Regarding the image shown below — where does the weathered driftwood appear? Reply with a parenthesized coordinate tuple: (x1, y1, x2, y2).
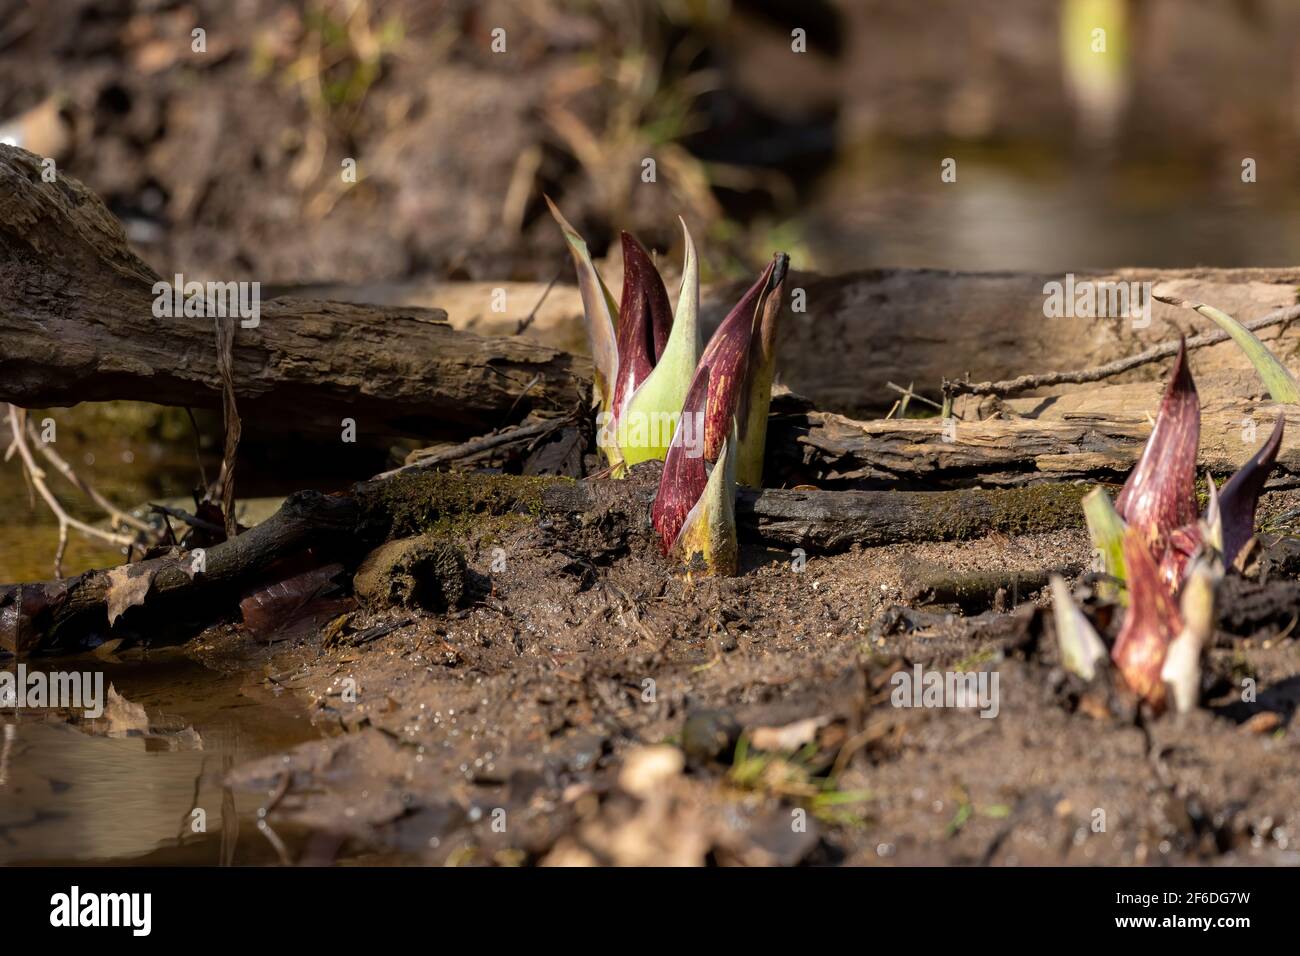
(783, 393, 1300, 488)
(1, 470, 1086, 653)
(6, 142, 1300, 437)
(0, 145, 588, 439)
(294, 270, 1300, 419)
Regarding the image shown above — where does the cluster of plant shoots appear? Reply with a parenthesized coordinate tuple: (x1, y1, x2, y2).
(549, 199, 787, 577)
(1056, 306, 1297, 715)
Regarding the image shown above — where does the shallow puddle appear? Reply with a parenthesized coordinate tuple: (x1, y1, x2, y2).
(0, 651, 326, 865)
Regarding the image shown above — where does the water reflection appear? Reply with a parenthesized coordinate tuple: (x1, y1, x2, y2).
(802, 147, 1300, 274)
(0, 653, 319, 865)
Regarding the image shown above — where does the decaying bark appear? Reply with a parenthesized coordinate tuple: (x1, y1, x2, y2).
(0, 469, 1086, 654)
(6, 144, 1300, 435)
(0, 145, 588, 439)
(777, 386, 1300, 488)
(293, 270, 1300, 419)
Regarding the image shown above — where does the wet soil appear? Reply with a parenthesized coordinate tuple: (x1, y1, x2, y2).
(144, 489, 1300, 866)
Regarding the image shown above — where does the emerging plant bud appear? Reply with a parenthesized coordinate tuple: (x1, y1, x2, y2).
(669, 424, 738, 577)
(688, 256, 787, 467)
(1161, 558, 1218, 714)
(550, 201, 789, 513)
(736, 253, 789, 487)
(611, 232, 674, 425)
(652, 368, 738, 575)
(1049, 574, 1108, 681)
(1115, 340, 1199, 558)
(1082, 487, 1127, 602)
(653, 367, 711, 552)
(546, 197, 618, 418)
(1071, 336, 1283, 717)
(1217, 414, 1284, 568)
(1111, 529, 1182, 712)
(620, 219, 703, 468)
(651, 256, 789, 574)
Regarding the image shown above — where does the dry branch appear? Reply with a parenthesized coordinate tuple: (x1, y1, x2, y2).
(4, 404, 143, 576)
(943, 302, 1300, 400)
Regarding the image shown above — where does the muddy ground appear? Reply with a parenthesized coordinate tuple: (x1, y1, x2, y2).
(6, 0, 1300, 869)
(148, 476, 1300, 867)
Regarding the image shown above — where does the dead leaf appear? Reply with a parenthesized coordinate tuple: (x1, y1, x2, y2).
(1241, 711, 1283, 735)
(749, 715, 831, 752)
(105, 564, 156, 626)
(92, 684, 150, 736)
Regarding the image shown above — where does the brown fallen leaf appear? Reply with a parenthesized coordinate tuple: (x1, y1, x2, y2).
(105, 564, 157, 626)
(1241, 711, 1283, 735)
(92, 684, 150, 737)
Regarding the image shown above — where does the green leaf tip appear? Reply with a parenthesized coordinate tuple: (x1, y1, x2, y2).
(1154, 294, 1300, 403)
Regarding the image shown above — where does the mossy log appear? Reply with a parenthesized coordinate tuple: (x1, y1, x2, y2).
(0, 470, 1086, 654)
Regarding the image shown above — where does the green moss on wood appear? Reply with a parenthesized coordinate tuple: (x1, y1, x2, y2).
(900, 483, 1087, 541)
(362, 470, 565, 540)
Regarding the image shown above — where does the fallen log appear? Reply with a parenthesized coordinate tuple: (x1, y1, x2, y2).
(1, 469, 1087, 654)
(290, 271, 1300, 419)
(782, 394, 1300, 488)
(7, 144, 1300, 433)
(0, 145, 588, 439)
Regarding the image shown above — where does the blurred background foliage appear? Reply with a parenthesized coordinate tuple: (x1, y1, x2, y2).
(3, 0, 1299, 286)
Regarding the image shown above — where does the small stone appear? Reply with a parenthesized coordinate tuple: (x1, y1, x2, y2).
(680, 709, 741, 764)
(619, 745, 685, 799)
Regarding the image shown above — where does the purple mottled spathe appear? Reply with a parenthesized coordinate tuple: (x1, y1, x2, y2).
(1112, 530, 1181, 712)
(1115, 340, 1200, 555)
(1217, 414, 1284, 567)
(652, 365, 712, 552)
(611, 232, 674, 423)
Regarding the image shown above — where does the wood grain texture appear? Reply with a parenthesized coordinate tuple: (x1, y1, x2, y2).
(0, 145, 589, 438)
(786, 398, 1300, 488)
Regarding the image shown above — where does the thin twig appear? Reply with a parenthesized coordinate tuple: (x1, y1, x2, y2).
(24, 418, 153, 534)
(149, 502, 224, 536)
(211, 316, 242, 540)
(943, 302, 1300, 401)
(502, 373, 543, 424)
(183, 406, 210, 491)
(886, 381, 943, 412)
(514, 265, 563, 336)
(5, 405, 136, 577)
(376, 419, 563, 479)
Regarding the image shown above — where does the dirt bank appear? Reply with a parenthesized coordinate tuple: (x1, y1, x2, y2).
(180, 487, 1300, 866)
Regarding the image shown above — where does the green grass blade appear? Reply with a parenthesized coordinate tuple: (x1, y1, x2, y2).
(1155, 294, 1300, 403)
